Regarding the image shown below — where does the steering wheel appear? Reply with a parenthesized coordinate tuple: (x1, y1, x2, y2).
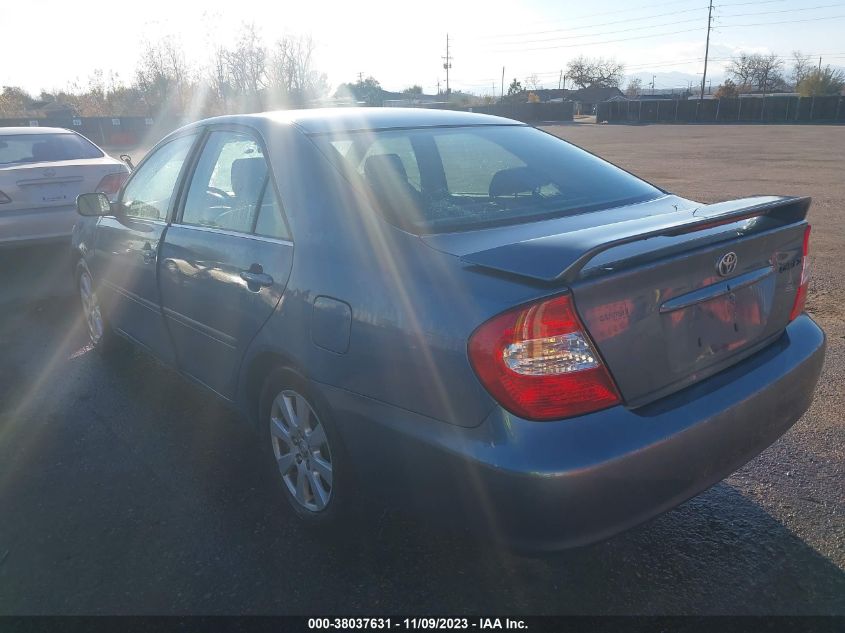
(489, 184, 543, 204)
(206, 186, 232, 203)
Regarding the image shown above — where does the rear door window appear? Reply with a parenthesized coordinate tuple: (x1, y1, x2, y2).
(0, 133, 103, 165)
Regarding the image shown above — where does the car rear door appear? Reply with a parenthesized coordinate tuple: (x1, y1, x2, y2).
(92, 132, 198, 363)
(158, 127, 293, 399)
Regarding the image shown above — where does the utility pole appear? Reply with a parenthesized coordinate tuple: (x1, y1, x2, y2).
(437, 79, 441, 95)
(818, 56, 823, 71)
(357, 71, 364, 83)
(699, 0, 714, 114)
(558, 70, 563, 90)
(442, 34, 452, 97)
(651, 75, 656, 95)
(501, 66, 505, 100)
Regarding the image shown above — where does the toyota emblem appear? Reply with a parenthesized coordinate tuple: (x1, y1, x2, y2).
(716, 252, 738, 277)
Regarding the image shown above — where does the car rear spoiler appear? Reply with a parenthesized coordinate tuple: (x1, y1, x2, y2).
(460, 196, 811, 284)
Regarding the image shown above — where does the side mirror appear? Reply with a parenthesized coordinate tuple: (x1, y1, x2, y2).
(77, 192, 111, 217)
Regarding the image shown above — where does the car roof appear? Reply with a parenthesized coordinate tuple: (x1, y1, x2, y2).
(0, 126, 75, 135)
(190, 107, 524, 135)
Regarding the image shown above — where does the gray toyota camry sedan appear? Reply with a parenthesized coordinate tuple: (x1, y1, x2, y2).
(72, 108, 825, 550)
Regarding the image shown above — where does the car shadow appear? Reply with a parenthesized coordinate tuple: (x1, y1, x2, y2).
(0, 296, 842, 615)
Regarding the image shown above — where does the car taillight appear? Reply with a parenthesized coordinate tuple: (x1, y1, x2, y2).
(0, 190, 10, 204)
(96, 171, 129, 197)
(789, 224, 812, 321)
(468, 293, 621, 421)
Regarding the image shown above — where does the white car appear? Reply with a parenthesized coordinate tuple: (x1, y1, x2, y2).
(0, 127, 129, 247)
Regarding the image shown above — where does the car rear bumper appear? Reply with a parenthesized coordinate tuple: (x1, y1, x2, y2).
(320, 314, 825, 551)
(0, 205, 76, 247)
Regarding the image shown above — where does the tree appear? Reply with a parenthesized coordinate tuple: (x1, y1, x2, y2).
(267, 34, 329, 107)
(135, 36, 191, 114)
(791, 51, 813, 88)
(797, 65, 845, 96)
(503, 78, 523, 101)
(524, 73, 541, 90)
(728, 53, 785, 93)
(714, 79, 739, 99)
(336, 76, 383, 105)
(625, 78, 642, 97)
(751, 53, 786, 93)
(402, 85, 423, 96)
(223, 23, 268, 100)
(0, 86, 36, 116)
(565, 56, 625, 88)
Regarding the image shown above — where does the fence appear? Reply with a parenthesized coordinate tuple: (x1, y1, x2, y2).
(597, 95, 845, 124)
(0, 101, 574, 149)
(0, 116, 186, 148)
(422, 101, 574, 122)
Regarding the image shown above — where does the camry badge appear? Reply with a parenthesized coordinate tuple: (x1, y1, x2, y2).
(717, 252, 738, 277)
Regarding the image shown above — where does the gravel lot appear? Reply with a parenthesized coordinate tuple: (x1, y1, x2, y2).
(0, 124, 843, 615)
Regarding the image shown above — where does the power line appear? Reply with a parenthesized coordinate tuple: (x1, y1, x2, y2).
(480, 6, 707, 40)
(492, 26, 706, 53)
(719, 13, 845, 27)
(484, 0, 706, 33)
(478, 0, 787, 41)
(718, 3, 843, 19)
(490, 16, 706, 47)
(482, 2, 840, 50)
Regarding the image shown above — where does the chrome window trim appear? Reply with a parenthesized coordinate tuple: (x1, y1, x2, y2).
(170, 222, 293, 246)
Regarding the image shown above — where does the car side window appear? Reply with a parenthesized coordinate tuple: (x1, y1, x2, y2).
(253, 185, 290, 240)
(121, 134, 196, 221)
(182, 131, 271, 234)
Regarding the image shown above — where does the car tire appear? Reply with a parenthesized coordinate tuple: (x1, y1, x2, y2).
(259, 368, 357, 529)
(76, 260, 116, 355)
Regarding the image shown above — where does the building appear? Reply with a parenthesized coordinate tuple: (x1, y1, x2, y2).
(522, 86, 624, 114)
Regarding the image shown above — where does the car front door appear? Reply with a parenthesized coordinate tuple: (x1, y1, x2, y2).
(158, 128, 293, 398)
(93, 133, 198, 362)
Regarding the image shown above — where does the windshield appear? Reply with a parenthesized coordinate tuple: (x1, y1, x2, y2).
(312, 124, 662, 233)
(0, 132, 103, 166)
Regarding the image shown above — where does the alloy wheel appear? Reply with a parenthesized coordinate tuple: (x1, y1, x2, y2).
(269, 390, 334, 512)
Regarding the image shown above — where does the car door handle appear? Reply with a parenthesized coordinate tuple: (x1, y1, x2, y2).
(240, 269, 274, 289)
(142, 242, 156, 264)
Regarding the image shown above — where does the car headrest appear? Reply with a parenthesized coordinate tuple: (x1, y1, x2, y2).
(489, 166, 547, 198)
(31, 141, 54, 162)
(364, 154, 408, 187)
(230, 157, 267, 199)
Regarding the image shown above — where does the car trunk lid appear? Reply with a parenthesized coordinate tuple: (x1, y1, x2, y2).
(426, 195, 810, 407)
(0, 159, 122, 211)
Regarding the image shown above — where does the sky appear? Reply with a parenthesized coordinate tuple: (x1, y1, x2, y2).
(2, 0, 844, 96)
